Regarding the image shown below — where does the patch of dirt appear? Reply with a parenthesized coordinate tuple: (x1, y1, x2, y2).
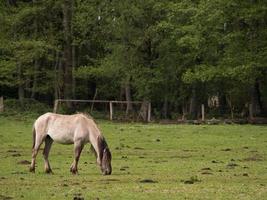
(200, 167, 213, 175)
(221, 148, 232, 151)
(11, 171, 27, 175)
(170, 155, 192, 159)
(0, 195, 13, 200)
(242, 154, 263, 162)
(73, 196, 84, 200)
(212, 160, 223, 164)
(17, 160, 31, 165)
(139, 156, 145, 159)
(134, 147, 144, 150)
(155, 160, 168, 163)
(7, 150, 17, 153)
(201, 167, 212, 171)
(201, 171, 213, 175)
(182, 149, 198, 152)
(11, 153, 21, 157)
(181, 176, 201, 184)
(139, 179, 158, 183)
(100, 179, 119, 182)
(226, 163, 239, 168)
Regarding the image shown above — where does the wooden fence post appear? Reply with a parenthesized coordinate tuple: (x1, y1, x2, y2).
(109, 101, 113, 120)
(147, 102, 151, 122)
(0, 97, 3, 112)
(201, 104, 205, 121)
(53, 99, 59, 113)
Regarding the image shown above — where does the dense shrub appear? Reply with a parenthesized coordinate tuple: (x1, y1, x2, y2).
(0, 99, 51, 120)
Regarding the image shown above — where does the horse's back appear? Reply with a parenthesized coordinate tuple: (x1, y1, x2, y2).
(34, 113, 95, 144)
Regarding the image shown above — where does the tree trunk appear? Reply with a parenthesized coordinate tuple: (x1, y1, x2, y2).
(17, 63, 24, 105)
(119, 85, 124, 109)
(72, 45, 76, 98)
(182, 103, 187, 120)
(162, 96, 168, 119)
(7, 0, 17, 6)
(250, 79, 262, 116)
(189, 87, 198, 119)
(219, 93, 227, 115)
(31, 0, 38, 99)
(31, 60, 38, 99)
(139, 100, 148, 121)
(54, 51, 60, 100)
(62, 0, 73, 108)
(125, 81, 133, 115)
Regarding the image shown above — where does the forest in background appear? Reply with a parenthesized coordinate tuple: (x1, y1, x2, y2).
(0, 0, 267, 120)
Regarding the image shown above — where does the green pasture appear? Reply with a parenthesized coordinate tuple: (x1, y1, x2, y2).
(0, 116, 266, 199)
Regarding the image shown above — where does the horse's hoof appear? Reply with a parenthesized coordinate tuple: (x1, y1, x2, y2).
(45, 169, 53, 174)
(71, 171, 78, 175)
(29, 167, 35, 173)
(70, 168, 78, 175)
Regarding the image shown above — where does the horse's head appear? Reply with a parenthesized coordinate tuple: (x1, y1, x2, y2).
(93, 136, 112, 175)
(101, 147, 112, 175)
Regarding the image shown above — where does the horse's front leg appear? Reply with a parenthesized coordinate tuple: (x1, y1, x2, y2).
(70, 141, 84, 174)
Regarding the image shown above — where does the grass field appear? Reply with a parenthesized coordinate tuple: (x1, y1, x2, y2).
(0, 115, 267, 200)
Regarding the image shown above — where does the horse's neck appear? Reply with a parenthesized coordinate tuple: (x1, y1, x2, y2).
(91, 135, 105, 165)
(87, 119, 105, 164)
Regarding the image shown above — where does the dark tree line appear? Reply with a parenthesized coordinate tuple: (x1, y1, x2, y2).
(1, 0, 267, 119)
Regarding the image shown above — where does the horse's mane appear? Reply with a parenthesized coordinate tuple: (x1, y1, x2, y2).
(77, 112, 93, 120)
(90, 136, 109, 160)
(80, 112, 110, 161)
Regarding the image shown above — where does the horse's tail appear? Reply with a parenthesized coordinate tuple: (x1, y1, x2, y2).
(32, 125, 36, 150)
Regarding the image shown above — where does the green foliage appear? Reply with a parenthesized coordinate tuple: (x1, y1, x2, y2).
(0, 0, 267, 118)
(0, 99, 51, 120)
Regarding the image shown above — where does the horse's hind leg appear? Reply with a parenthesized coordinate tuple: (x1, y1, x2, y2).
(43, 135, 53, 174)
(70, 141, 84, 174)
(30, 134, 45, 172)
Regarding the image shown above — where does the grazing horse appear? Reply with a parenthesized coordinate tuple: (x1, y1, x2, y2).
(29, 112, 112, 175)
